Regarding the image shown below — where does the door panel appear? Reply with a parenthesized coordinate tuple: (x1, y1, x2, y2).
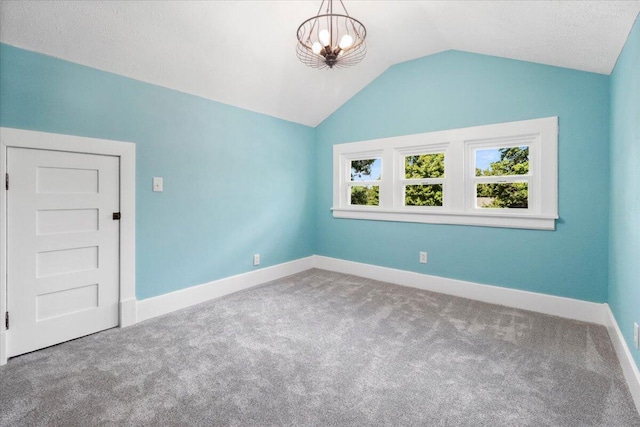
(7, 148, 120, 357)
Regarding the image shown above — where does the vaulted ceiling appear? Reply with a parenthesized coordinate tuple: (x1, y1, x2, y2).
(1, 1, 639, 127)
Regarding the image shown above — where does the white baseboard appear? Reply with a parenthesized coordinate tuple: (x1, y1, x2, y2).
(311, 255, 608, 325)
(606, 305, 640, 412)
(0, 331, 6, 366)
(136, 254, 607, 326)
(119, 298, 137, 327)
(136, 256, 314, 322)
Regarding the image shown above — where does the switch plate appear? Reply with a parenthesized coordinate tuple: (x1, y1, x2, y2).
(152, 177, 163, 192)
(634, 323, 639, 349)
(419, 252, 428, 264)
(253, 254, 260, 266)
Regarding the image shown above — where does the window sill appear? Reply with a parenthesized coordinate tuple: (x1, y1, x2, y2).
(331, 207, 557, 230)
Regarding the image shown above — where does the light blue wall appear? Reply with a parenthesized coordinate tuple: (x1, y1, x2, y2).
(610, 16, 640, 366)
(0, 44, 619, 306)
(0, 43, 316, 300)
(316, 50, 610, 303)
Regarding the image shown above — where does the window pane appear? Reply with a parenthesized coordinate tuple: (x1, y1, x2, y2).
(405, 153, 445, 179)
(405, 184, 443, 207)
(351, 158, 381, 181)
(350, 185, 379, 206)
(475, 146, 529, 177)
(476, 183, 528, 208)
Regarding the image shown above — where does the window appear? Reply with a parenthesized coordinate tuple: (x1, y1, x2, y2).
(472, 145, 530, 209)
(332, 117, 558, 230)
(400, 150, 445, 207)
(349, 157, 381, 206)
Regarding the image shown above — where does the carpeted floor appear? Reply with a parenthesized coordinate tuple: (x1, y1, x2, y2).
(1, 269, 638, 426)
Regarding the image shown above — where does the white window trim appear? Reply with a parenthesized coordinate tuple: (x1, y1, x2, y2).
(332, 117, 558, 230)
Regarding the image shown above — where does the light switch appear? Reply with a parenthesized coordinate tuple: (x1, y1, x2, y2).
(153, 177, 163, 192)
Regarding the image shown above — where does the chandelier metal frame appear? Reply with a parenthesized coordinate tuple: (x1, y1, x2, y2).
(296, 0, 367, 69)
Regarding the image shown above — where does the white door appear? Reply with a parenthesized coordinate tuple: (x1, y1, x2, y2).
(7, 147, 120, 357)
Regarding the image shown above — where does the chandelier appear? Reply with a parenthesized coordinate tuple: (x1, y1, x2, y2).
(296, 0, 367, 69)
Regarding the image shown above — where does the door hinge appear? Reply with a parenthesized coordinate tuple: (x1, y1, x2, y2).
(5, 173, 8, 191)
(112, 212, 121, 220)
(5, 312, 8, 330)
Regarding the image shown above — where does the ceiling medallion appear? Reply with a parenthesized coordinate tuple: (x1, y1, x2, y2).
(296, 0, 367, 69)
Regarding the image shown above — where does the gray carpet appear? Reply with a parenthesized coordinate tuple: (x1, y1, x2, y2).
(1, 269, 638, 426)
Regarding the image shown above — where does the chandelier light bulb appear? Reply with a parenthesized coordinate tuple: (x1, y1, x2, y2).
(339, 34, 354, 50)
(319, 29, 331, 46)
(312, 42, 322, 55)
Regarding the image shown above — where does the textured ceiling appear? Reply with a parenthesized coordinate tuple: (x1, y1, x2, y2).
(1, 1, 639, 127)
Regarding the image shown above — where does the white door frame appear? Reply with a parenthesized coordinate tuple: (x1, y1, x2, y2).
(0, 127, 136, 365)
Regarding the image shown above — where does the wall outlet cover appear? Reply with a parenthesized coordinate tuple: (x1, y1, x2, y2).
(152, 177, 163, 192)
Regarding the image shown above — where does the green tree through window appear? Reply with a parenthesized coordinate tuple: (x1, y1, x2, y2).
(350, 159, 380, 206)
(351, 185, 379, 205)
(404, 153, 444, 206)
(350, 159, 376, 180)
(476, 146, 529, 208)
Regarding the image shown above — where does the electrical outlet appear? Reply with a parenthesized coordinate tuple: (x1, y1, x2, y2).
(253, 254, 260, 266)
(152, 177, 163, 192)
(419, 252, 428, 264)
(635, 323, 639, 349)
